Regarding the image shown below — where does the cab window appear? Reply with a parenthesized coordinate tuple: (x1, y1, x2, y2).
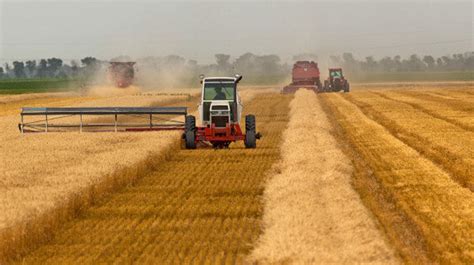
(203, 82, 235, 100)
(331, 71, 342, 78)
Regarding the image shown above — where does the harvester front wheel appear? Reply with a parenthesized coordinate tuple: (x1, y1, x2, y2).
(245, 115, 256, 149)
(185, 115, 196, 149)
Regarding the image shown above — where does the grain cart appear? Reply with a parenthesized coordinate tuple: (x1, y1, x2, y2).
(108, 62, 136, 88)
(183, 75, 261, 149)
(282, 61, 323, 93)
(323, 68, 350, 93)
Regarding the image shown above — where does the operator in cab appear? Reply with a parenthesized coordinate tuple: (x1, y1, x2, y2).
(213, 87, 227, 100)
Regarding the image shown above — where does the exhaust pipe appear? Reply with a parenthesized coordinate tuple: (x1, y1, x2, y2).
(233, 74, 242, 122)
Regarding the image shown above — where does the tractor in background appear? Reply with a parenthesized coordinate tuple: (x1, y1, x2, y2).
(184, 75, 261, 149)
(282, 61, 323, 93)
(108, 62, 136, 88)
(323, 68, 350, 93)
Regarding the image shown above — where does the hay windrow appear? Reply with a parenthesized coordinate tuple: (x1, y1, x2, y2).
(249, 90, 398, 264)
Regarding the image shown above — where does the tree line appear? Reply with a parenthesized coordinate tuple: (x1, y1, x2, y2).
(331, 52, 474, 76)
(0, 52, 472, 84)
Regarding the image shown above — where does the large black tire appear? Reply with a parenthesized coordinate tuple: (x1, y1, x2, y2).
(323, 80, 329, 92)
(245, 115, 256, 149)
(185, 115, 196, 149)
(344, 82, 350, 93)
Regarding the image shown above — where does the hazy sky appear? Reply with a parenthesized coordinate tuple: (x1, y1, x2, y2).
(0, 0, 472, 65)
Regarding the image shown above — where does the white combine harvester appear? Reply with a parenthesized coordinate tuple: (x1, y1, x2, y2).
(19, 75, 260, 149)
(184, 74, 260, 149)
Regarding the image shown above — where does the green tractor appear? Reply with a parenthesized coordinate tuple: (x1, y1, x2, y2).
(323, 68, 350, 93)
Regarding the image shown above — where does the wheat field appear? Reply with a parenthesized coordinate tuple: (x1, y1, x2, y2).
(1, 83, 473, 264)
(320, 85, 474, 264)
(0, 89, 197, 262)
(344, 90, 473, 190)
(15, 93, 291, 264)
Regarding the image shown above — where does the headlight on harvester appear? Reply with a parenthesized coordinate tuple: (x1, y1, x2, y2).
(211, 110, 229, 116)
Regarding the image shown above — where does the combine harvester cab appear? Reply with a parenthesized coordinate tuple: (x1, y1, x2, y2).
(108, 62, 136, 88)
(282, 61, 323, 93)
(183, 75, 261, 149)
(323, 68, 350, 93)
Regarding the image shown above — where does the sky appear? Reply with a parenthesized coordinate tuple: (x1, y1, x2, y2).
(0, 0, 472, 65)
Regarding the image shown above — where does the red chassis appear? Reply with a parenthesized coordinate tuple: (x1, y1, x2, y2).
(193, 123, 246, 148)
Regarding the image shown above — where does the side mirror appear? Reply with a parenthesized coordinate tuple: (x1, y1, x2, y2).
(234, 74, 243, 83)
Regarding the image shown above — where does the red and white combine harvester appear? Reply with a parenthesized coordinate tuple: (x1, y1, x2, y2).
(282, 61, 323, 93)
(108, 62, 136, 88)
(183, 75, 260, 149)
(282, 61, 350, 93)
(19, 75, 260, 149)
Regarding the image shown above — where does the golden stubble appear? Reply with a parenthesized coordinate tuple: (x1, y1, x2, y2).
(15, 92, 291, 264)
(0, 90, 195, 262)
(321, 86, 474, 264)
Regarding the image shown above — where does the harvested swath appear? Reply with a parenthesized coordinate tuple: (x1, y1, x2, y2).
(321, 93, 474, 264)
(377, 90, 474, 131)
(393, 89, 474, 111)
(16, 93, 290, 264)
(249, 90, 398, 264)
(345, 91, 474, 190)
(352, 81, 473, 89)
(424, 87, 474, 99)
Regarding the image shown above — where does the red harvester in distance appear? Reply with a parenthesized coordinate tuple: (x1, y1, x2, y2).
(108, 62, 136, 88)
(282, 61, 323, 93)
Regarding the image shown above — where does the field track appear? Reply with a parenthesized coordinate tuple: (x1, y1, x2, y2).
(321, 92, 474, 264)
(16, 93, 291, 264)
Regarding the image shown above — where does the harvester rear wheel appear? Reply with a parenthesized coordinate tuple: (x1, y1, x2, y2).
(344, 82, 350, 93)
(245, 115, 256, 149)
(185, 115, 196, 149)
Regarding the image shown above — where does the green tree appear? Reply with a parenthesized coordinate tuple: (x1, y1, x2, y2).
(379, 57, 394, 72)
(423, 55, 435, 70)
(47, 58, 63, 75)
(81, 57, 98, 67)
(70, 60, 79, 77)
(215, 54, 231, 69)
(363, 56, 377, 72)
(4, 63, 11, 74)
(81, 57, 100, 78)
(25, 60, 37, 77)
(342, 52, 358, 74)
(12, 61, 26, 78)
(37, 59, 48, 77)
